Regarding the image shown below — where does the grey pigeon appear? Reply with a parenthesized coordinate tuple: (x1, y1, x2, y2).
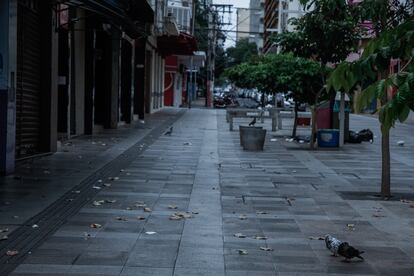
(248, 117, 256, 126)
(325, 234, 364, 261)
(164, 127, 173, 136)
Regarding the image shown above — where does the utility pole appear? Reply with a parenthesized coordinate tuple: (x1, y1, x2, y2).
(189, 0, 196, 109)
(206, 3, 232, 107)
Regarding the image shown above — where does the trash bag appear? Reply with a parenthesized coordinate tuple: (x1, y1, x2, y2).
(358, 129, 374, 143)
(348, 131, 362, 143)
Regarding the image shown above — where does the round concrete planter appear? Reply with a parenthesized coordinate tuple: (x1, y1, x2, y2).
(239, 126, 266, 151)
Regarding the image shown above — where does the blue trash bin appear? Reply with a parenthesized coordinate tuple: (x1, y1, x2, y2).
(318, 129, 339, 147)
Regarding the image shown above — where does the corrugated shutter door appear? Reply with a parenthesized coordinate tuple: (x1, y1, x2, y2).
(16, 0, 42, 158)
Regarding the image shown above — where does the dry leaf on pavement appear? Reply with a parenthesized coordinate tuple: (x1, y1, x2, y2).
(145, 231, 157, 235)
(168, 205, 178, 209)
(6, 250, 18, 256)
(0, 228, 8, 233)
(144, 208, 152, 212)
(0, 235, 8, 241)
(260, 247, 274, 251)
(308, 236, 325, 240)
(234, 233, 246, 238)
(239, 215, 247, 220)
(90, 223, 102, 228)
(254, 235, 268, 240)
(238, 249, 248, 255)
(137, 216, 146, 220)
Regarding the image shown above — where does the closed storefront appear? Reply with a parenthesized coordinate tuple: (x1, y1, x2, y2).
(15, 0, 42, 157)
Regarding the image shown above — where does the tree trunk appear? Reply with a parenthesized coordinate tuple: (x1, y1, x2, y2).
(310, 106, 318, 150)
(381, 126, 391, 198)
(292, 101, 298, 138)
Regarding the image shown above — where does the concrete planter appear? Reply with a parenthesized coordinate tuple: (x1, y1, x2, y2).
(239, 126, 266, 151)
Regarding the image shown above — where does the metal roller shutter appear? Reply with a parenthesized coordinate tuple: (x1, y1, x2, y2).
(16, 0, 42, 158)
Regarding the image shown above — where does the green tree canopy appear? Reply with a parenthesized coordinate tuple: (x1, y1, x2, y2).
(226, 38, 258, 67)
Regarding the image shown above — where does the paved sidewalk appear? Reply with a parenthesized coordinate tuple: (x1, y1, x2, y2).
(3, 108, 414, 275)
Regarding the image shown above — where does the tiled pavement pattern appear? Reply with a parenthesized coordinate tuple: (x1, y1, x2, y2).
(6, 109, 414, 275)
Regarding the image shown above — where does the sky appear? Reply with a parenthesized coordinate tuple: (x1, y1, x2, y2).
(213, 0, 250, 48)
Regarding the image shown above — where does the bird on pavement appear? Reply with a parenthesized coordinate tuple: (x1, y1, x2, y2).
(325, 234, 364, 261)
(248, 117, 256, 126)
(164, 126, 173, 136)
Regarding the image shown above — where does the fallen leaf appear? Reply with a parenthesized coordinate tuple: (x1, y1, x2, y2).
(239, 215, 247, 220)
(136, 216, 146, 220)
(308, 236, 325, 240)
(254, 235, 268, 240)
(372, 214, 386, 218)
(270, 138, 277, 142)
(0, 235, 8, 241)
(144, 208, 152, 212)
(169, 215, 182, 220)
(256, 211, 268, 215)
(168, 205, 178, 210)
(0, 228, 8, 233)
(174, 212, 192, 219)
(260, 247, 274, 251)
(347, 224, 355, 231)
(92, 186, 102, 190)
(6, 250, 18, 256)
(115, 217, 128, 221)
(66, 198, 74, 202)
(401, 199, 414, 204)
(183, 142, 192, 146)
(90, 223, 102, 228)
(234, 233, 246, 238)
(238, 249, 248, 255)
(72, 190, 81, 194)
(84, 232, 91, 240)
(191, 211, 199, 215)
(97, 179, 103, 183)
(120, 169, 125, 172)
(126, 207, 132, 210)
(32, 224, 39, 229)
(92, 200, 104, 206)
(103, 183, 112, 187)
(135, 204, 147, 208)
(145, 231, 157, 235)
(105, 199, 117, 203)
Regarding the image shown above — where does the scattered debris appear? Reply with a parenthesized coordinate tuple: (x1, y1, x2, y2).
(239, 215, 247, 220)
(66, 198, 74, 202)
(308, 236, 325, 240)
(0, 235, 8, 241)
(6, 250, 19, 256)
(260, 247, 274, 251)
(135, 203, 146, 208)
(238, 249, 248, 255)
(115, 217, 128, 221)
(254, 235, 268, 240)
(401, 199, 414, 204)
(126, 207, 132, 210)
(109, 177, 120, 181)
(32, 224, 39, 229)
(144, 208, 152, 212)
(72, 190, 81, 194)
(97, 179, 103, 183)
(93, 200, 105, 206)
(103, 183, 112, 188)
(256, 211, 268, 215)
(136, 216, 146, 220)
(191, 211, 199, 215)
(168, 205, 178, 210)
(105, 199, 117, 203)
(270, 138, 277, 142)
(183, 142, 192, 146)
(0, 228, 9, 233)
(286, 197, 295, 206)
(372, 214, 386, 218)
(92, 186, 102, 190)
(347, 224, 355, 231)
(120, 169, 125, 172)
(145, 231, 157, 235)
(84, 232, 91, 240)
(397, 140, 405, 146)
(234, 233, 246, 238)
(90, 223, 102, 229)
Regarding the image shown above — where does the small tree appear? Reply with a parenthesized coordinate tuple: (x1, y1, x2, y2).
(272, 0, 361, 148)
(328, 19, 414, 198)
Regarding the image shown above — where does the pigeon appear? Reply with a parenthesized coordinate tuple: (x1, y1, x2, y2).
(325, 234, 341, 257)
(248, 117, 256, 126)
(338, 242, 364, 261)
(325, 235, 364, 261)
(164, 127, 173, 136)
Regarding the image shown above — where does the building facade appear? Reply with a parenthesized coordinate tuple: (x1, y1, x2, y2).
(0, 0, 183, 175)
(263, 0, 304, 53)
(236, 8, 251, 42)
(249, 0, 265, 51)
